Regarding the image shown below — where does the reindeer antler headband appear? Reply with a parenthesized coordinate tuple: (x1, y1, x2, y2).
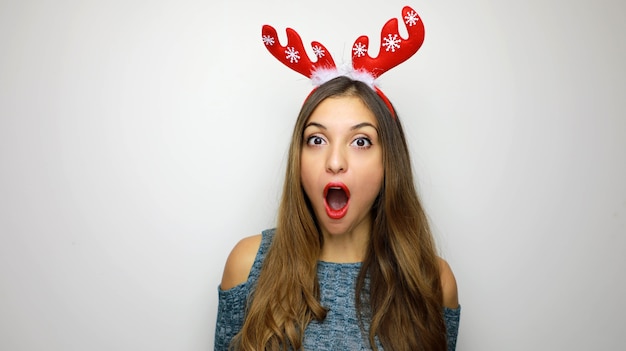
(261, 6, 425, 117)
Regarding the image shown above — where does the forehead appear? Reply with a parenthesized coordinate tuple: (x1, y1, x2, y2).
(306, 96, 378, 127)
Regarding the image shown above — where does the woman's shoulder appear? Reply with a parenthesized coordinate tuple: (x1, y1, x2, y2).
(438, 257, 459, 309)
(220, 234, 263, 290)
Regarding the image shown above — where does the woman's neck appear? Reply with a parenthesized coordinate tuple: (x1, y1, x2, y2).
(319, 226, 370, 263)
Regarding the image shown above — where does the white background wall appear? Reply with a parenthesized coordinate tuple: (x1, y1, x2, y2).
(1, 0, 624, 350)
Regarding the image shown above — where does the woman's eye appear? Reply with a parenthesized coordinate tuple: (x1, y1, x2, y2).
(351, 137, 372, 148)
(307, 136, 326, 145)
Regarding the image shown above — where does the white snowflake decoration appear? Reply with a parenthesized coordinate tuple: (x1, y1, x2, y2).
(382, 34, 401, 52)
(312, 45, 325, 58)
(352, 42, 368, 57)
(285, 47, 300, 63)
(262, 35, 275, 46)
(404, 11, 419, 26)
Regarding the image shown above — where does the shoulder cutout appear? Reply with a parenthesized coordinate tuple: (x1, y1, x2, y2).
(438, 257, 459, 309)
(220, 234, 262, 290)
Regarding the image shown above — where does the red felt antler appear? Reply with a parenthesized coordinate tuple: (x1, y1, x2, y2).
(351, 6, 425, 79)
(261, 25, 336, 78)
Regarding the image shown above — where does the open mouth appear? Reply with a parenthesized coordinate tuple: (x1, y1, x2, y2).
(324, 183, 350, 219)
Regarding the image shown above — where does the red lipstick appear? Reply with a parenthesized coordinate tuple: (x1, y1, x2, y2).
(323, 182, 350, 219)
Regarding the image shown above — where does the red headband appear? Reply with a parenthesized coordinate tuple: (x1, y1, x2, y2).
(261, 6, 425, 117)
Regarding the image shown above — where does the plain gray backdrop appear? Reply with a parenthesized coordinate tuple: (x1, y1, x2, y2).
(1, 0, 625, 350)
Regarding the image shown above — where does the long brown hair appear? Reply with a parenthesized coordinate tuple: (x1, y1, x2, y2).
(233, 76, 445, 350)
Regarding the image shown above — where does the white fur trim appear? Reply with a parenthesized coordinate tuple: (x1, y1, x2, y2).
(310, 67, 343, 86)
(310, 63, 377, 88)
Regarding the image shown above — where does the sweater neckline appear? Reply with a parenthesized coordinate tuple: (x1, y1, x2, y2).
(317, 260, 362, 268)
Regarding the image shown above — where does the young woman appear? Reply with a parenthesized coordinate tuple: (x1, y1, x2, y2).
(214, 76, 460, 350)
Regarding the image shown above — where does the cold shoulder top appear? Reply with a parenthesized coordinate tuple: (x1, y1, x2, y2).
(215, 229, 461, 350)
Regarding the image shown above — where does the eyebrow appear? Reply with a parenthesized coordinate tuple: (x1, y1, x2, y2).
(304, 122, 326, 130)
(350, 122, 378, 132)
(303, 121, 378, 132)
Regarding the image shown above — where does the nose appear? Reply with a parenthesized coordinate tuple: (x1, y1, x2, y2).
(326, 145, 347, 174)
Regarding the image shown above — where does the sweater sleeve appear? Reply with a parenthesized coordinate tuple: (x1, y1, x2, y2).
(214, 282, 250, 351)
(444, 306, 461, 351)
(214, 229, 275, 351)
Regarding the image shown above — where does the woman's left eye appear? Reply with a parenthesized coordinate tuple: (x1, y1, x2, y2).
(351, 137, 372, 148)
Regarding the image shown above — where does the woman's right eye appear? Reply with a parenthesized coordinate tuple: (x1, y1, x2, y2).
(306, 136, 326, 146)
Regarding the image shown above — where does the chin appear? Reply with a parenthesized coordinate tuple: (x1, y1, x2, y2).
(318, 215, 366, 237)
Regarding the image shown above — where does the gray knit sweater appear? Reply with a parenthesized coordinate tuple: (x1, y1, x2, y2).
(215, 229, 461, 350)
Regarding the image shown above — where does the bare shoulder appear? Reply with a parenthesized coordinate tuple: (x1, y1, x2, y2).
(220, 234, 263, 290)
(438, 257, 459, 309)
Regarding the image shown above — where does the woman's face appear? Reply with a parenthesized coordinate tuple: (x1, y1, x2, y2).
(300, 95, 384, 238)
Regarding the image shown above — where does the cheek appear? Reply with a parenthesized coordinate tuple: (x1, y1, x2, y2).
(363, 170, 384, 198)
(355, 156, 384, 199)
(358, 151, 384, 177)
(300, 155, 317, 199)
